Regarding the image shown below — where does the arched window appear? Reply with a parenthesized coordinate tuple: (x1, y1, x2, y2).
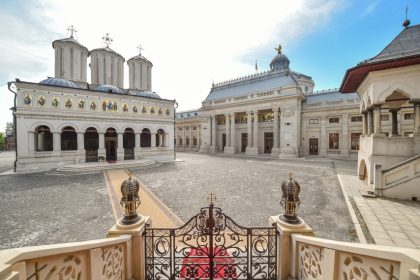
(35, 125, 53, 151)
(156, 129, 165, 147)
(140, 128, 151, 147)
(61, 126, 77, 150)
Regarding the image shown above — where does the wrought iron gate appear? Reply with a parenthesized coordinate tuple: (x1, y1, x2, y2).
(145, 202, 277, 280)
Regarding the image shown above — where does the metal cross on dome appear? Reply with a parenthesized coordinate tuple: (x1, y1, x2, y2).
(102, 33, 113, 47)
(67, 25, 77, 38)
(137, 44, 143, 55)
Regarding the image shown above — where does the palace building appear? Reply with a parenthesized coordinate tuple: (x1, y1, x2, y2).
(9, 29, 175, 172)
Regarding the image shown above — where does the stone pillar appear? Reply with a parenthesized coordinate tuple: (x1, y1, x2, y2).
(362, 111, 368, 136)
(159, 133, 164, 148)
(230, 113, 236, 151)
(225, 114, 230, 147)
(53, 132, 61, 154)
(341, 114, 349, 157)
(151, 133, 157, 148)
(367, 109, 374, 135)
(271, 108, 280, 157)
(108, 216, 151, 280)
(246, 111, 253, 150)
(413, 101, 420, 135)
(135, 133, 141, 159)
(77, 132, 85, 163)
(320, 116, 326, 156)
(98, 132, 106, 159)
(117, 132, 124, 161)
(210, 116, 217, 153)
(373, 105, 383, 136)
(199, 118, 211, 153)
(189, 127, 193, 149)
(28, 131, 35, 153)
(390, 108, 400, 136)
(253, 111, 259, 152)
(269, 215, 314, 280)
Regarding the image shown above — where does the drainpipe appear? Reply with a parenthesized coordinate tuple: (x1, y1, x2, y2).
(173, 100, 178, 160)
(7, 81, 17, 172)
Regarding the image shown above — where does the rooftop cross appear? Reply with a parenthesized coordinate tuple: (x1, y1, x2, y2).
(207, 192, 217, 206)
(137, 44, 144, 55)
(403, 6, 411, 28)
(102, 33, 113, 47)
(275, 44, 282, 54)
(67, 25, 77, 38)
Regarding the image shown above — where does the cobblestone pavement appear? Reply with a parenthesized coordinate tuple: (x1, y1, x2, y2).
(0, 172, 114, 249)
(0, 151, 15, 174)
(132, 153, 357, 242)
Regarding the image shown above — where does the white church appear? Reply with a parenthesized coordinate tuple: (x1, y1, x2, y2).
(8, 28, 175, 172)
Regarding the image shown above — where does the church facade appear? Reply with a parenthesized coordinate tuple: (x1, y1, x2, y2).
(9, 31, 175, 172)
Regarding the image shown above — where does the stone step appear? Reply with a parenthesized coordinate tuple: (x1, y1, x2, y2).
(55, 159, 158, 173)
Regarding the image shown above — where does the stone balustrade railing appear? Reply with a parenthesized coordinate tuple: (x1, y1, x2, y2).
(290, 234, 420, 280)
(0, 235, 132, 280)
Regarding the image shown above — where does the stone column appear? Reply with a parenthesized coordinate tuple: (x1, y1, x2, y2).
(362, 111, 368, 136)
(210, 115, 217, 153)
(117, 132, 124, 161)
(151, 133, 157, 148)
(367, 109, 374, 135)
(98, 132, 106, 159)
(341, 114, 349, 157)
(253, 111, 259, 153)
(413, 101, 420, 135)
(77, 132, 85, 163)
(159, 133, 164, 148)
(246, 111, 253, 150)
(390, 108, 400, 136)
(271, 108, 280, 157)
(230, 113, 236, 152)
(28, 131, 35, 153)
(320, 116, 326, 156)
(189, 127, 193, 149)
(225, 114, 230, 147)
(373, 105, 383, 135)
(135, 133, 141, 159)
(53, 132, 61, 154)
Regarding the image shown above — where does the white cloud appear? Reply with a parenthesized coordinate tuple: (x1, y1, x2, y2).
(0, 0, 340, 130)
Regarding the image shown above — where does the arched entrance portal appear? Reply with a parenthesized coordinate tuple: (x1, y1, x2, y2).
(105, 128, 118, 161)
(85, 127, 99, 162)
(141, 128, 151, 147)
(123, 128, 135, 160)
(359, 159, 367, 181)
(156, 129, 165, 147)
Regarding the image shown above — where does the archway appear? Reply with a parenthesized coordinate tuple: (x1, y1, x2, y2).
(85, 127, 99, 162)
(156, 129, 165, 147)
(141, 128, 151, 147)
(35, 125, 53, 151)
(61, 126, 77, 150)
(359, 159, 367, 181)
(105, 128, 118, 161)
(123, 128, 135, 160)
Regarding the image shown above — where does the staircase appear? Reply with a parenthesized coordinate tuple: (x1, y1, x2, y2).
(52, 159, 159, 174)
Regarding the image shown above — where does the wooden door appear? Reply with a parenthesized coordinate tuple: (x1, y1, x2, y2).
(309, 138, 318, 155)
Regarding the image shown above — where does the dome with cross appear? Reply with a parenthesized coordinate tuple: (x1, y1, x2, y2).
(270, 44, 290, 71)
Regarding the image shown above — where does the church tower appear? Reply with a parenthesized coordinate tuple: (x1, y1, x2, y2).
(52, 26, 89, 83)
(89, 33, 125, 88)
(127, 45, 153, 91)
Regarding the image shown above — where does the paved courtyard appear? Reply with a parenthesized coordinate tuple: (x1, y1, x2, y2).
(0, 172, 114, 249)
(133, 153, 357, 242)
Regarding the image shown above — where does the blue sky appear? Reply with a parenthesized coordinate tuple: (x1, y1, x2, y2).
(0, 0, 419, 131)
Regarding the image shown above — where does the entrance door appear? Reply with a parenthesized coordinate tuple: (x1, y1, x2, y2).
(241, 133, 247, 153)
(309, 138, 318, 155)
(264, 132, 273, 153)
(84, 127, 98, 162)
(105, 128, 117, 161)
(222, 134, 226, 151)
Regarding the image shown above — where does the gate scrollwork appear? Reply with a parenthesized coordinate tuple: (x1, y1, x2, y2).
(145, 203, 277, 280)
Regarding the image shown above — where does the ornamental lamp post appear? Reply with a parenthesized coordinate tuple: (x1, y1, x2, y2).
(120, 174, 141, 225)
(280, 172, 301, 224)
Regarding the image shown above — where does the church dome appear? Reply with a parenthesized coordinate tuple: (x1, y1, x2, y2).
(39, 77, 81, 88)
(95, 84, 125, 94)
(129, 89, 161, 99)
(270, 45, 290, 70)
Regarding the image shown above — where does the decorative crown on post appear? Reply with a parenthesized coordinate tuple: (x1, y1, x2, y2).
(280, 172, 301, 224)
(120, 173, 141, 225)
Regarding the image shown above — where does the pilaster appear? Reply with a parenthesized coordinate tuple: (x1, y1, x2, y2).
(341, 114, 349, 157)
(117, 132, 124, 161)
(53, 132, 61, 155)
(319, 116, 326, 156)
(135, 133, 141, 159)
(98, 132, 106, 159)
(271, 108, 280, 157)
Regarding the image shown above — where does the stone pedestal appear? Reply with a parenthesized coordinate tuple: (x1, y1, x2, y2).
(210, 145, 217, 154)
(199, 144, 210, 153)
(269, 215, 314, 280)
(245, 147, 258, 156)
(270, 147, 281, 158)
(108, 215, 151, 280)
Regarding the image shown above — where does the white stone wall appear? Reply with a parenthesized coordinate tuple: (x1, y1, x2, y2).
(53, 42, 88, 83)
(90, 50, 125, 87)
(127, 58, 153, 91)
